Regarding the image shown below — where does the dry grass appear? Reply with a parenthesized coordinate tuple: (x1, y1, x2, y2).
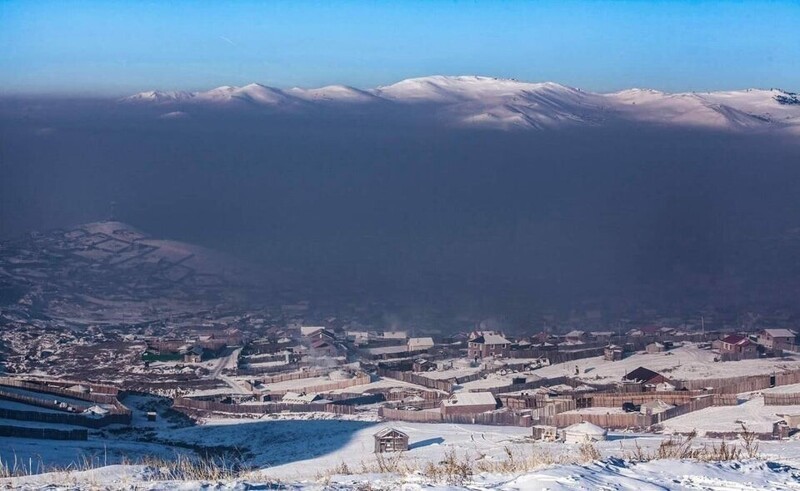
(316, 441, 607, 486)
(622, 425, 760, 462)
(0, 451, 252, 483)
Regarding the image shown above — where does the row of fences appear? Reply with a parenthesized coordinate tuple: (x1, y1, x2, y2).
(0, 424, 88, 441)
(469, 376, 570, 395)
(173, 397, 356, 415)
(385, 389, 446, 402)
(278, 372, 371, 394)
(377, 369, 453, 393)
(764, 393, 800, 405)
(576, 391, 737, 408)
(378, 407, 533, 427)
(0, 406, 132, 428)
(672, 368, 800, 394)
(0, 387, 92, 413)
(509, 347, 606, 364)
(0, 378, 120, 404)
(236, 362, 309, 376)
(258, 367, 332, 384)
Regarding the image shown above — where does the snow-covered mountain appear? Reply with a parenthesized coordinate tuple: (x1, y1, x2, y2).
(122, 75, 800, 133)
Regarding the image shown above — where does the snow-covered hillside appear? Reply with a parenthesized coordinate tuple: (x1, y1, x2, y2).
(122, 75, 800, 132)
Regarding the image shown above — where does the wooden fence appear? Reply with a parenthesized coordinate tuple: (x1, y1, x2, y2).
(764, 393, 800, 406)
(541, 411, 650, 429)
(0, 424, 88, 441)
(652, 396, 715, 423)
(378, 407, 532, 427)
(0, 407, 131, 428)
(471, 376, 570, 395)
(259, 368, 330, 384)
(673, 369, 800, 395)
(173, 397, 356, 415)
(289, 373, 371, 394)
(0, 388, 92, 412)
(378, 369, 453, 393)
(0, 378, 119, 404)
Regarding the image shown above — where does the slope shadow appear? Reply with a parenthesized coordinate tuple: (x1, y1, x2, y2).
(159, 418, 379, 468)
(409, 437, 444, 450)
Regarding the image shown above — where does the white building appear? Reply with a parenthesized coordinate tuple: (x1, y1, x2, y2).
(563, 421, 608, 444)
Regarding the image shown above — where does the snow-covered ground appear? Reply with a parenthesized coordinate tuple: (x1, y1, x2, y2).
(535, 344, 800, 384)
(661, 395, 800, 434)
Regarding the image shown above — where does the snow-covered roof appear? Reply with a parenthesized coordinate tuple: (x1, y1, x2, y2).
(84, 405, 110, 417)
(408, 337, 435, 350)
(442, 392, 497, 407)
(374, 427, 408, 438)
(640, 400, 674, 411)
(469, 331, 510, 345)
(763, 329, 796, 338)
(282, 392, 325, 404)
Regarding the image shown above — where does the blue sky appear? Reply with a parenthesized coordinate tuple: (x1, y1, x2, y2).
(1, 1, 798, 95)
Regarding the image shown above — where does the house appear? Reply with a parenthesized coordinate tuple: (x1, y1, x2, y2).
(604, 344, 623, 361)
(305, 328, 336, 342)
(564, 330, 587, 343)
(467, 331, 511, 359)
(412, 358, 435, 372)
(778, 413, 800, 428)
(563, 421, 607, 444)
(623, 367, 669, 387)
(183, 346, 203, 363)
(300, 326, 327, 336)
(383, 331, 408, 340)
(441, 391, 497, 416)
(646, 342, 665, 354)
(146, 411, 157, 422)
(346, 331, 370, 345)
(590, 331, 614, 343)
(374, 427, 409, 453)
(758, 329, 796, 350)
(719, 334, 758, 358)
(407, 337, 435, 352)
(84, 405, 110, 418)
(309, 338, 339, 357)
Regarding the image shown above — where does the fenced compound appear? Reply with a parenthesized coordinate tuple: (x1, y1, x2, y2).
(0, 424, 88, 441)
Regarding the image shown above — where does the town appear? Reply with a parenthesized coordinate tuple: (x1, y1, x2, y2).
(4, 221, 800, 487)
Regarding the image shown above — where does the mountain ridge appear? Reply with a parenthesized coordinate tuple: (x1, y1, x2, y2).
(121, 75, 800, 133)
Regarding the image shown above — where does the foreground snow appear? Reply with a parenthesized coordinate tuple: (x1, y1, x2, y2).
(4, 459, 799, 490)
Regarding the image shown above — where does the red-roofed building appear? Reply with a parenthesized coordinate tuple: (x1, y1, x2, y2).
(719, 334, 757, 358)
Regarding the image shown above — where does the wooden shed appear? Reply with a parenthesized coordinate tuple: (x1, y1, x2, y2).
(374, 427, 409, 453)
